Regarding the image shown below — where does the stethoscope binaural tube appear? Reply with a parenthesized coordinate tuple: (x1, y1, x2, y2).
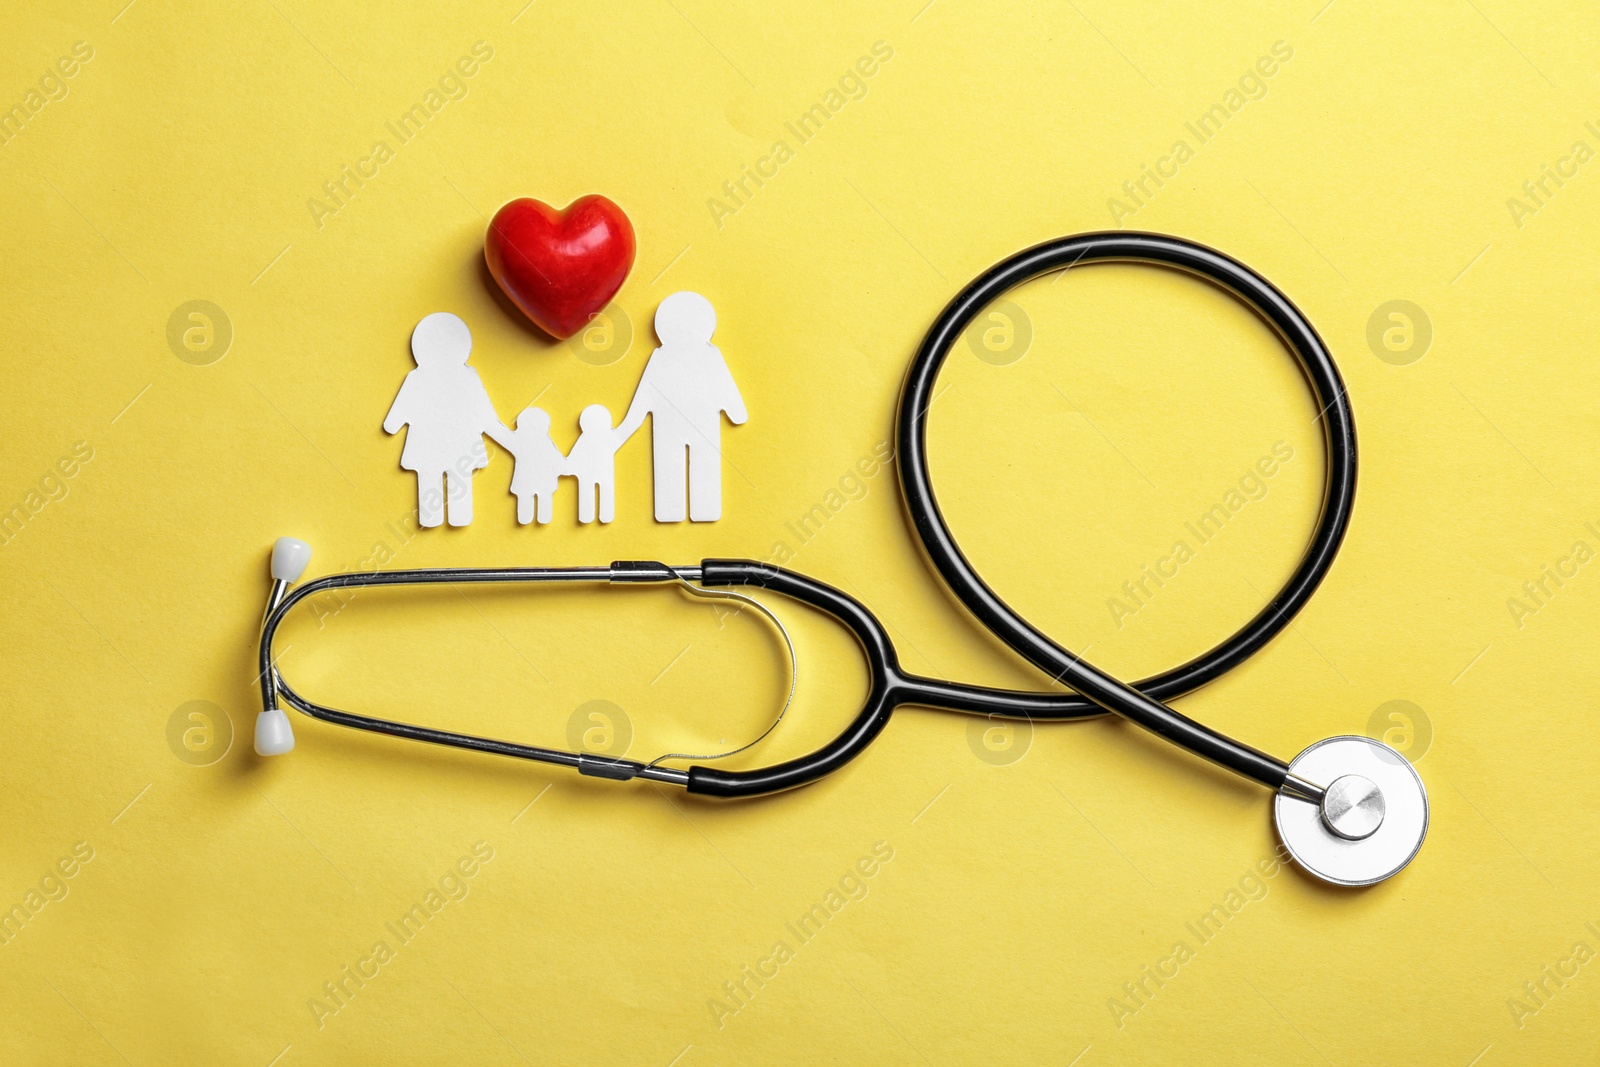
(896, 232, 1357, 798)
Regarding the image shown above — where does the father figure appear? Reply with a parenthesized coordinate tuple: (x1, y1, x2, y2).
(618, 291, 747, 522)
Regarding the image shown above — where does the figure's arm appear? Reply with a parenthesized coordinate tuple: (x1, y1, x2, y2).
(616, 408, 646, 441)
(382, 376, 414, 434)
(484, 421, 516, 451)
(465, 371, 516, 451)
(616, 358, 657, 440)
(715, 354, 748, 425)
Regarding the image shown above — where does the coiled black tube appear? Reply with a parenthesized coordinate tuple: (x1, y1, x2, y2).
(896, 232, 1356, 791)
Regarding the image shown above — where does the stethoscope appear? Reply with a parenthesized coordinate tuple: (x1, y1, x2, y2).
(254, 232, 1428, 888)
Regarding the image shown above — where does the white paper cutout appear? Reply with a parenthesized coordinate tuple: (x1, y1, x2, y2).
(383, 312, 509, 528)
(567, 404, 629, 523)
(504, 406, 565, 524)
(386, 295, 745, 527)
(617, 292, 747, 522)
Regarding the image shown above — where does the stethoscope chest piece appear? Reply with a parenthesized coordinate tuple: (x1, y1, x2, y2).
(1274, 736, 1428, 886)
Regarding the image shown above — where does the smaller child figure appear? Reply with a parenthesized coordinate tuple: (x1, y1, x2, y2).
(504, 406, 568, 524)
(565, 404, 631, 524)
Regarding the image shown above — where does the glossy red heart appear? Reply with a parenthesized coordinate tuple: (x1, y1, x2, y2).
(484, 195, 636, 340)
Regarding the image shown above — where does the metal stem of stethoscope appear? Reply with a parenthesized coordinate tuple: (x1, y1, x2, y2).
(259, 560, 718, 785)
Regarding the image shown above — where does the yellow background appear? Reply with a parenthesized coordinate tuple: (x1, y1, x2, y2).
(2, 1, 1596, 1063)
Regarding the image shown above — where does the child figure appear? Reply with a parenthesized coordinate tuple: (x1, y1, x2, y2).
(504, 406, 568, 524)
(565, 404, 630, 524)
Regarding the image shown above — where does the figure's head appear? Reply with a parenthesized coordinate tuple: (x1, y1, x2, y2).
(516, 406, 551, 433)
(654, 291, 716, 345)
(411, 311, 472, 368)
(578, 404, 613, 433)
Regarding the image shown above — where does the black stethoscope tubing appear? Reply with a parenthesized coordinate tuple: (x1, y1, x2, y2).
(896, 231, 1356, 793)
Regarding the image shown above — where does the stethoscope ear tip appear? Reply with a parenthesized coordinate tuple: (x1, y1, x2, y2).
(270, 537, 313, 583)
(255, 708, 296, 756)
(1274, 736, 1428, 887)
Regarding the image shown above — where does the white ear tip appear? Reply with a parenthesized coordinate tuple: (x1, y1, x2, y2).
(271, 538, 313, 582)
(254, 709, 296, 756)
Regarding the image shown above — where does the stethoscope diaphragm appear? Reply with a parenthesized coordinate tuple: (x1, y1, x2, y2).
(1274, 736, 1429, 887)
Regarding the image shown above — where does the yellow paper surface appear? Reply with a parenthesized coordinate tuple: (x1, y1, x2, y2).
(2, 2, 1597, 1063)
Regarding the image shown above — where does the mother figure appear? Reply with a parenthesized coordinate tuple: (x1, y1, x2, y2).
(383, 312, 510, 527)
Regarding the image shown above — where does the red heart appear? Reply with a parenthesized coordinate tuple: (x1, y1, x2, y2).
(484, 195, 636, 340)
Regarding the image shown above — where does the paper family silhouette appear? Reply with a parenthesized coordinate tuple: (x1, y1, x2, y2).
(383, 292, 746, 528)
